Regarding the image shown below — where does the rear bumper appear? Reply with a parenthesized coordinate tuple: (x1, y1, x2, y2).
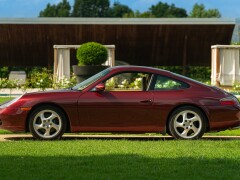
(209, 120, 240, 131)
(204, 105, 240, 131)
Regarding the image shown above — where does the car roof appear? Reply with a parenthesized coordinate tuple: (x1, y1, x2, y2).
(109, 65, 208, 87)
(109, 65, 170, 74)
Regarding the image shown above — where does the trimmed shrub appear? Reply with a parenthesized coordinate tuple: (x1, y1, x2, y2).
(76, 42, 108, 65)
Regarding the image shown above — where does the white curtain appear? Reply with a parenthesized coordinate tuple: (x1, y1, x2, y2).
(219, 49, 240, 86)
(211, 48, 217, 85)
(56, 49, 70, 82)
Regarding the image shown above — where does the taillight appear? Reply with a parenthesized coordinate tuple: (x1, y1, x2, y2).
(220, 98, 237, 106)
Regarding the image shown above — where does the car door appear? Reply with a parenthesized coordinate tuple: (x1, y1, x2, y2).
(77, 72, 161, 132)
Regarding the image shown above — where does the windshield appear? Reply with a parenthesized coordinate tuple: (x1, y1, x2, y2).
(72, 68, 110, 90)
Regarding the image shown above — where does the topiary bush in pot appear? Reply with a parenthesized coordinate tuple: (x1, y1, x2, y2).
(76, 42, 108, 65)
(73, 42, 109, 83)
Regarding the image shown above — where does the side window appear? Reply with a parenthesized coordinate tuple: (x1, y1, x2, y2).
(105, 72, 151, 91)
(153, 75, 189, 90)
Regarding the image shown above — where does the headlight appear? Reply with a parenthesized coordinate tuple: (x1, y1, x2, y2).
(0, 95, 23, 108)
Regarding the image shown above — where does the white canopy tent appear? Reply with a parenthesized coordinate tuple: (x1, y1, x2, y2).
(211, 45, 240, 86)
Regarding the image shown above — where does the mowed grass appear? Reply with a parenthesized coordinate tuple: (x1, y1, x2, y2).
(0, 98, 240, 179)
(0, 97, 12, 103)
(0, 97, 14, 134)
(0, 140, 240, 179)
(207, 129, 240, 136)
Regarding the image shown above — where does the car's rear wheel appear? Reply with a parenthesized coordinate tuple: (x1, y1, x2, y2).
(29, 105, 66, 140)
(168, 106, 206, 140)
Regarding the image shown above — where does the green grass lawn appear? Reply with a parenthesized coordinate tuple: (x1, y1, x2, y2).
(0, 140, 240, 179)
(0, 97, 12, 103)
(0, 98, 240, 179)
(206, 129, 240, 136)
(0, 97, 13, 134)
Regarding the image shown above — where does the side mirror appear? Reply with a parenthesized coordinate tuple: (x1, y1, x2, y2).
(95, 83, 105, 92)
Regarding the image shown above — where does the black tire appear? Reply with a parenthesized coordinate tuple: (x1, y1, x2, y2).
(166, 127, 172, 136)
(29, 105, 66, 140)
(168, 106, 206, 140)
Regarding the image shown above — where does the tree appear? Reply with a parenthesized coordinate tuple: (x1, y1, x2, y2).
(124, 10, 155, 18)
(138, 11, 155, 18)
(109, 2, 133, 17)
(189, 3, 221, 18)
(39, 0, 71, 17)
(39, 3, 57, 17)
(149, 2, 187, 18)
(72, 0, 110, 17)
(56, 0, 71, 17)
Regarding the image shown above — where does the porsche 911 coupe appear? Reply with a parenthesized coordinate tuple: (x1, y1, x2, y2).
(0, 66, 240, 140)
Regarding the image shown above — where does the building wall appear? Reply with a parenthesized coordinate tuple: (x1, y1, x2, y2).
(0, 18, 235, 67)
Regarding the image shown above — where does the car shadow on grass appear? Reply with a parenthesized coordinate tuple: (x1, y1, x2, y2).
(0, 154, 240, 179)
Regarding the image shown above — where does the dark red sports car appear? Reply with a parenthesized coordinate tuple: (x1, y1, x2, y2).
(0, 66, 240, 140)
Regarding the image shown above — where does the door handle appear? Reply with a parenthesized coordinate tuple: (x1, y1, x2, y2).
(140, 99, 152, 103)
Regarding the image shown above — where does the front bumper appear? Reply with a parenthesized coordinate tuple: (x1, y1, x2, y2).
(0, 107, 29, 132)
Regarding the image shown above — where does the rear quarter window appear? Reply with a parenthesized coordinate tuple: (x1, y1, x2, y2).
(152, 75, 189, 90)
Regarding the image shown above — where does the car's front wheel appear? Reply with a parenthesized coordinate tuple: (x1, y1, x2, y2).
(29, 105, 66, 140)
(168, 106, 206, 140)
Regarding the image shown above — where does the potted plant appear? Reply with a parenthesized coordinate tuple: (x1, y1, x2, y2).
(73, 42, 109, 83)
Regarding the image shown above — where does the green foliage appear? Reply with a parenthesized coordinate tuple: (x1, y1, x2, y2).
(0, 67, 9, 78)
(232, 42, 240, 45)
(135, 11, 155, 18)
(157, 66, 211, 83)
(0, 67, 77, 91)
(39, 3, 57, 17)
(232, 83, 240, 94)
(158, 66, 183, 74)
(72, 0, 110, 17)
(109, 2, 133, 17)
(53, 75, 77, 89)
(38, 0, 221, 18)
(155, 79, 181, 89)
(124, 10, 155, 18)
(39, 0, 71, 17)
(149, 2, 187, 17)
(1, 67, 54, 90)
(0, 78, 18, 89)
(0, 66, 212, 91)
(57, 0, 71, 17)
(189, 3, 221, 18)
(187, 66, 211, 81)
(76, 42, 108, 66)
(24, 68, 53, 90)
